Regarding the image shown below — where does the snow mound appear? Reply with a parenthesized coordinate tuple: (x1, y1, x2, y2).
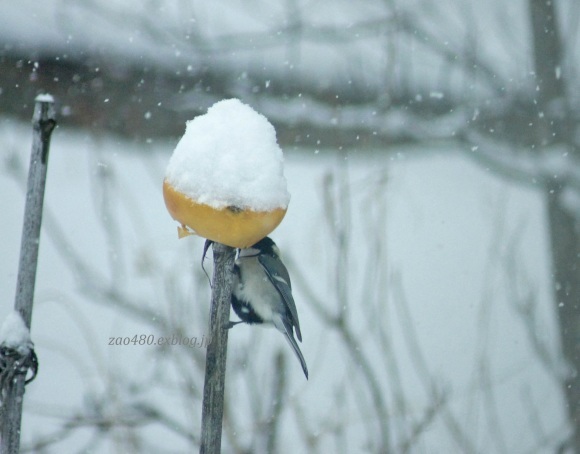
(165, 98, 290, 211)
(0, 311, 33, 355)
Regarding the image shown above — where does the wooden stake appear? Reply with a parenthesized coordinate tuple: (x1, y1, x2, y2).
(0, 95, 56, 454)
(200, 242, 235, 454)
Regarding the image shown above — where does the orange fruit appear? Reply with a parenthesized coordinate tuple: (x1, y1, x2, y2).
(163, 180, 287, 248)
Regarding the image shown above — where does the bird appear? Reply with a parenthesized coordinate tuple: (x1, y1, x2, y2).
(229, 236, 308, 379)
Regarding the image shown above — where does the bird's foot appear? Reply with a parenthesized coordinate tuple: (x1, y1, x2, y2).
(224, 320, 243, 330)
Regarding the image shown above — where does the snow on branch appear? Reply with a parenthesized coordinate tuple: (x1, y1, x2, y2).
(0, 311, 38, 403)
(0, 311, 33, 355)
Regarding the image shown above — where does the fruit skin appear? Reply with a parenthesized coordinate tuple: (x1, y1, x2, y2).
(163, 180, 287, 248)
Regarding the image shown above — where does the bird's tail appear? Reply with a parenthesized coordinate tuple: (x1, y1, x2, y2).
(273, 315, 309, 379)
(283, 332, 309, 379)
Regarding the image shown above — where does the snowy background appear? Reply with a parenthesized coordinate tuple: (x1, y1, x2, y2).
(0, 118, 565, 452)
(1, 0, 579, 452)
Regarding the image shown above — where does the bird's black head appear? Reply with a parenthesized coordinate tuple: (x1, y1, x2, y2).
(238, 236, 280, 258)
(251, 236, 279, 257)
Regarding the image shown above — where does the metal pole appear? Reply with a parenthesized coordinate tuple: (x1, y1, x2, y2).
(1, 95, 56, 454)
(200, 242, 235, 454)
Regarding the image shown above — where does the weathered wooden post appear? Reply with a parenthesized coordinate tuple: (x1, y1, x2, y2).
(199, 241, 235, 454)
(0, 94, 56, 453)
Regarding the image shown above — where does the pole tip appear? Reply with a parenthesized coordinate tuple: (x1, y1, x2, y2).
(35, 93, 55, 103)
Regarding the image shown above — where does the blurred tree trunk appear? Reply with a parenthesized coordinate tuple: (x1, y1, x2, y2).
(529, 0, 580, 450)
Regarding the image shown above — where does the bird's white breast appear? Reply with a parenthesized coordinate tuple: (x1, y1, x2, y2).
(234, 257, 281, 323)
(234, 257, 277, 323)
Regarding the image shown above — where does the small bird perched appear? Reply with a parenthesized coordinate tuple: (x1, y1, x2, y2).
(230, 237, 308, 379)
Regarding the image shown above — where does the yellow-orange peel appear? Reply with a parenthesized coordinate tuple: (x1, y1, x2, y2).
(163, 180, 287, 248)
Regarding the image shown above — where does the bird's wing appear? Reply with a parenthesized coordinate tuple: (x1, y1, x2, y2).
(258, 254, 303, 342)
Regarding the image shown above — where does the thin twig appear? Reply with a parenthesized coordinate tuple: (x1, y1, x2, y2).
(266, 351, 286, 454)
